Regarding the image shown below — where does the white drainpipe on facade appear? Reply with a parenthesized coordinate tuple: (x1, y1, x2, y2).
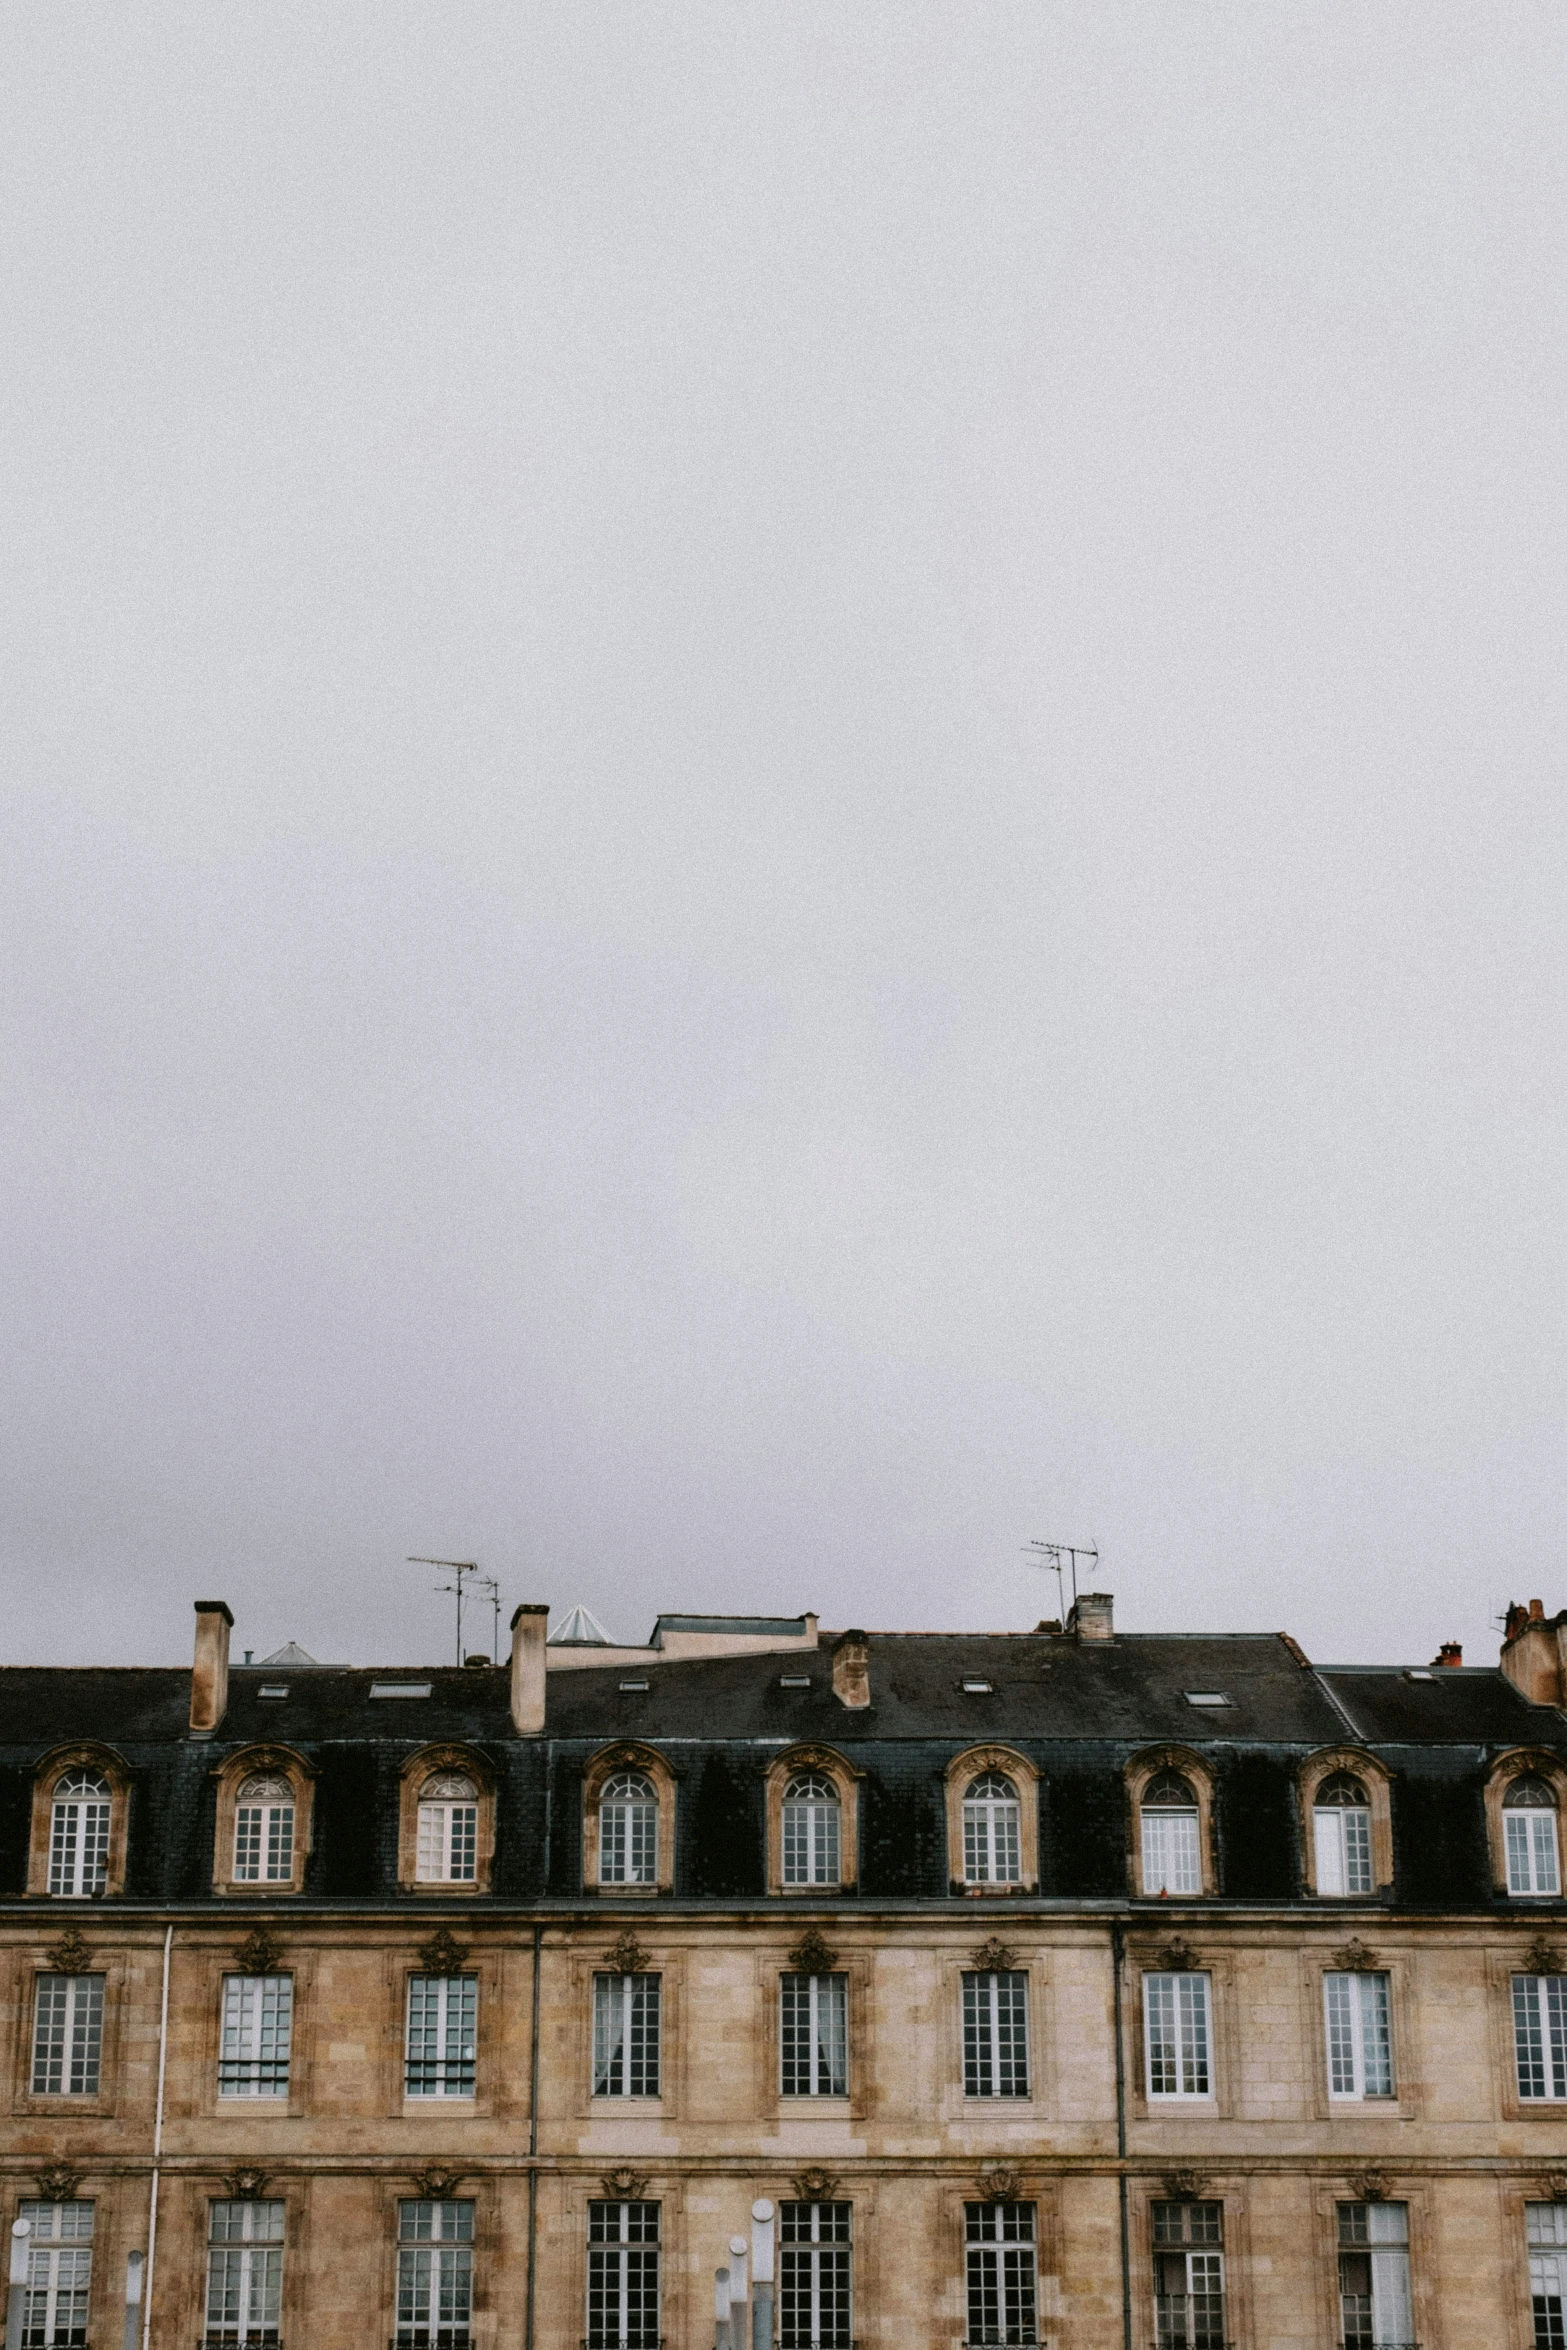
(142, 1925, 173, 2350)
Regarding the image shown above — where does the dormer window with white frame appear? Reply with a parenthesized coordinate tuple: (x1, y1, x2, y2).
(1313, 1773, 1374, 1897)
(417, 1773, 479, 1883)
(49, 1771, 110, 1898)
(963, 1773, 1021, 1886)
(1505, 1774, 1562, 1897)
(1140, 1771, 1201, 1898)
(233, 1774, 296, 1884)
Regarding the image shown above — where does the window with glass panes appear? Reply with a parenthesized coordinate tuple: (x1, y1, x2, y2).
(1324, 1970, 1393, 2099)
(1507, 1777, 1563, 1897)
(1312, 1772, 1373, 1895)
(416, 1774, 478, 1883)
(962, 1774, 1021, 1885)
(782, 1773, 841, 1885)
(1143, 1972, 1212, 2099)
(964, 2201, 1037, 2347)
(599, 1772, 658, 1886)
(31, 1973, 103, 2097)
(405, 1974, 477, 2096)
(780, 2202, 852, 2350)
(1140, 1772, 1201, 1896)
(587, 2201, 660, 2350)
(233, 1775, 295, 1884)
(961, 1971, 1029, 2097)
(1337, 2201, 1413, 2350)
(1529, 2203, 1567, 2350)
(396, 2199, 474, 2348)
(218, 1973, 293, 2096)
(205, 2200, 284, 2347)
(593, 1971, 661, 2097)
(780, 1971, 847, 2097)
(1514, 1974, 1567, 2101)
(1152, 2201, 1224, 2350)
(17, 2200, 93, 2350)
(47, 1772, 110, 1898)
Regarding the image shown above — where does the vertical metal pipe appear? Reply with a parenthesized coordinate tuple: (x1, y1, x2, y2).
(525, 1923, 543, 2350)
(1112, 1922, 1132, 2350)
(142, 1923, 173, 2350)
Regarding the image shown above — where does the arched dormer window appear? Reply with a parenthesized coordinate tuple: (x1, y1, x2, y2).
(1298, 1748, 1392, 1898)
(764, 1746, 861, 1894)
(943, 1748, 1040, 1893)
(211, 1747, 315, 1897)
(1140, 1771, 1200, 1896)
(28, 1747, 131, 1900)
(1313, 1773, 1373, 1897)
(49, 1772, 110, 1898)
(964, 1774, 1020, 1886)
(599, 1772, 657, 1886)
(582, 1745, 677, 1893)
(1127, 1750, 1216, 1898)
(782, 1773, 840, 1886)
(396, 1748, 495, 1894)
(1505, 1775, 1562, 1898)
(418, 1773, 479, 1882)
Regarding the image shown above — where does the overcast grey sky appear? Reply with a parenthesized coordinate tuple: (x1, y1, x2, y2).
(3, 5, 1564, 1671)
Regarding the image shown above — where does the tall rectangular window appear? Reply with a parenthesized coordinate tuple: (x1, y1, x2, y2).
(406, 1975, 477, 2098)
(1516, 1975, 1567, 2101)
(218, 1975, 293, 2098)
(1338, 2201, 1412, 2350)
(780, 2202, 852, 2350)
(962, 1971, 1029, 2098)
(1144, 1972, 1212, 2099)
(780, 1972, 848, 2097)
(1313, 1803, 1373, 1895)
(31, 1974, 104, 2097)
(593, 1973, 661, 2098)
(1152, 2202, 1224, 2350)
(206, 2200, 284, 2347)
(964, 2202, 1037, 2347)
(587, 2201, 660, 2350)
(396, 2199, 474, 2349)
(1529, 2203, 1567, 2350)
(1325, 1971, 1394, 2099)
(18, 2201, 93, 2350)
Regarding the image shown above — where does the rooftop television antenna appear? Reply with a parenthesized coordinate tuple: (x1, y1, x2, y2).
(1023, 1539, 1099, 1622)
(409, 1558, 483, 1666)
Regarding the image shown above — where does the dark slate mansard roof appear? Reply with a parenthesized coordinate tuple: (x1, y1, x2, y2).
(1, 1632, 1563, 1912)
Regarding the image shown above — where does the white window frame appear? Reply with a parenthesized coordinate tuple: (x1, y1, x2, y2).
(233, 1776, 296, 1885)
(1151, 2201, 1225, 2350)
(47, 1773, 110, 1899)
(395, 2198, 474, 2347)
(782, 1774, 842, 1886)
(963, 2200, 1037, 2348)
(218, 1974, 293, 2098)
(586, 2200, 660, 2350)
(780, 1971, 848, 2098)
(961, 1970, 1029, 2099)
(205, 2198, 284, 2346)
(599, 1773, 658, 1887)
(1143, 1971, 1212, 2100)
(1515, 1973, 1567, 2102)
(1337, 2199, 1412, 2350)
(1528, 2203, 1567, 2350)
(18, 2200, 94, 2350)
(1313, 1801, 1373, 1896)
(1507, 1791, 1563, 1897)
(779, 2201, 853, 2350)
(1141, 1803, 1201, 1897)
(405, 1974, 478, 2098)
(31, 1972, 104, 2098)
(1324, 1970, 1394, 2100)
(416, 1776, 478, 1884)
(962, 1774, 1021, 1886)
(593, 1971, 661, 2099)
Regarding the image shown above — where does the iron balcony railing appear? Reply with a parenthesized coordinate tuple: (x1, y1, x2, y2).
(200, 2335, 281, 2349)
(390, 2334, 472, 2349)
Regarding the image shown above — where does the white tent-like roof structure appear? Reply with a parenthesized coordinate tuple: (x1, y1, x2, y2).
(548, 1603, 612, 1647)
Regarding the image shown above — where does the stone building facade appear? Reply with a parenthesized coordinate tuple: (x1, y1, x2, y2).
(4, 1591, 1567, 2350)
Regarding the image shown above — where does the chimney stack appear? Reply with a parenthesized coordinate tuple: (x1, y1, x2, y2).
(1068, 1592, 1114, 1642)
(190, 1600, 234, 1736)
(1500, 1599, 1567, 1706)
(510, 1603, 549, 1733)
(1433, 1641, 1462, 1668)
(832, 1629, 870, 1709)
